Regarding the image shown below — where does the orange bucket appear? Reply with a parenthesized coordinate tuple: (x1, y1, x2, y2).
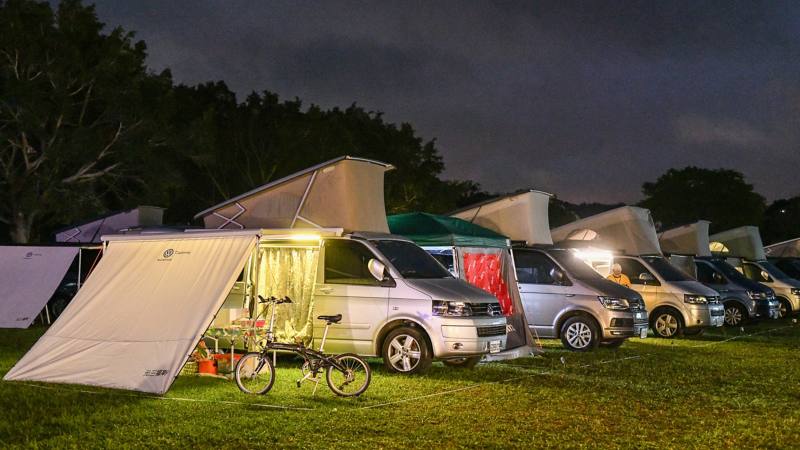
(198, 360, 217, 375)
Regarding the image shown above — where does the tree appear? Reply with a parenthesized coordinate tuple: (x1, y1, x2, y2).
(639, 167, 766, 234)
(0, 0, 177, 242)
(761, 197, 800, 245)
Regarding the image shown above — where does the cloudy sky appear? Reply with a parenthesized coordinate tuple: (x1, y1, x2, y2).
(93, 1, 800, 204)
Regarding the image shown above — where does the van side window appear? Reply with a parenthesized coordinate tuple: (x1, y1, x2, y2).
(743, 263, 770, 282)
(615, 258, 652, 285)
(695, 261, 723, 284)
(324, 240, 378, 285)
(514, 251, 558, 285)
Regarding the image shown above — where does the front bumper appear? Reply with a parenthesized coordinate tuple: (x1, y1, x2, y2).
(433, 316, 508, 358)
(755, 300, 781, 319)
(602, 309, 649, 339)
(686, 303, 725, 328)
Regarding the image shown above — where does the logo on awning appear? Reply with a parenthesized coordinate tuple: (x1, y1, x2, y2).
(163, 249, 174, 258)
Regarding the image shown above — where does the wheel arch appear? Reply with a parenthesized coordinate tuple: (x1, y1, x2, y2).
(554, 309, 602, 339)
(375, 318, 434, 357)
(649, 305, 685, 328)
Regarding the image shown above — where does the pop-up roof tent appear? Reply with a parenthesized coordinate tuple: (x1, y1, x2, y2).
(765, 237, 800, 258)
(0, 246, 80, 328)
(709, 226, 767, 261)
(658, 221, 712, 257)
(550, 206, 663, 256)
(449, 190, 555, 245)
(387, 212, 540, 359)
(54, 206, 165, 243)
(4, 230, 262, 393)
(195, 156, 394, 233)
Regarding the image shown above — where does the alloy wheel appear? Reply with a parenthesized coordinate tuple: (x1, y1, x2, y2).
(725, 307, 743, 325)
(778, 302, 787, 319)
(655, 314, 678, 337)
(387, 334, 421, 372)
(565, 322, 592, 349)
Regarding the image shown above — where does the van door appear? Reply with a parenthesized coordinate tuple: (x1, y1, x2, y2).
(614, 257, 660, 311)
(313, 239, 389, 356)
(512, 249, 567, 337)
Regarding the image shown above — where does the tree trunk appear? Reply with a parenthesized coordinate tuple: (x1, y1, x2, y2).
(10, 211, 32, 244)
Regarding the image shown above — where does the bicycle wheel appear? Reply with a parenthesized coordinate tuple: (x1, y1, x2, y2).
(326, 353, 371, 397)
(235, 352, 275, 395)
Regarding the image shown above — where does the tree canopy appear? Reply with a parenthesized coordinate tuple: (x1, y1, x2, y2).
(639, 167, 766, 234)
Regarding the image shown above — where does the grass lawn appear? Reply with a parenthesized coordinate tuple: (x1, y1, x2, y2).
(1, 319, 799, 449)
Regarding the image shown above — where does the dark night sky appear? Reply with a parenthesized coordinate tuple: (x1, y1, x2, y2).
(93, 1, 800, 204)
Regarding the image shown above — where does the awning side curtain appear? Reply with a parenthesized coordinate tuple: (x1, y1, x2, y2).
(4, 234, 258, 394)
(256, 246, 319, 347)
(0, 246, 79, 329)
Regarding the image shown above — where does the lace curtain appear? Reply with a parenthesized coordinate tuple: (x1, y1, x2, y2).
(256, 247, 319, 345)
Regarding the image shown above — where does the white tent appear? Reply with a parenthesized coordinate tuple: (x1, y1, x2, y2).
(658, 221, 712, 257)
(709, 226, 767, 261)
(0, 246, 79, 328)
(195, 156, 394, 233)
(3, 230, 259, 394)
(765, 237, 800, 258)
(55, 206, 165, 243)
(449, 190, 554, 245)
(550, 206, 662, 256)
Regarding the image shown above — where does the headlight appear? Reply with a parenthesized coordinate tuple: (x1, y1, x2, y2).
(432, 301, 474, 316)
(748, 291, 766, 300)
(598, 296, 629, 310)
(684, 295, 709, 304)
(792, 288, 800, 296)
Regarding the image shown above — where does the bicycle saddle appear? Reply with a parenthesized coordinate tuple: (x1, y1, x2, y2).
(318, 314, 342, 324)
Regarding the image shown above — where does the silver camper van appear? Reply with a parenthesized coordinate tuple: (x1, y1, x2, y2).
(448, 190, 648, 351)
(551, 207, 724, 338)
(710, 227, 800, 318)
(514, 246, 648, 351)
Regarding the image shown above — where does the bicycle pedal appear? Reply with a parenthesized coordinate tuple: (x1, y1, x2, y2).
(296, 380, 302, 388)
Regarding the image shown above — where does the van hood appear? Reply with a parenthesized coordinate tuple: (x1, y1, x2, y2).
(577, 278, 644, 302)
(731, 277, 774, 294)
(669, 281, 719, 297)
(403, 278, 500, 304)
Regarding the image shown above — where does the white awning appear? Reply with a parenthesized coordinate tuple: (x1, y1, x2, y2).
(0, 246, 79, 328)
(4, 232, 258, 394)
(550, 206, 662, 256)
(658, 221, 712, 257)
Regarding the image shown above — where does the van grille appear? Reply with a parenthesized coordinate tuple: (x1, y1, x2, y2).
(477, 325, 506, 337)
(707, 296, 721, 305)
(469, 303, 503, 317)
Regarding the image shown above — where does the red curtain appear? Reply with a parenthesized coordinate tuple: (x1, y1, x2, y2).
(463, 253, 514, 315)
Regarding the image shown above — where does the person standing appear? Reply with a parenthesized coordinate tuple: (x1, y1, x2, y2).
(606, 263, 631, 287)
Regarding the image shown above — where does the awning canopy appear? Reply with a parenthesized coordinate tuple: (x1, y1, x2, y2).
(658, 221, 712, 257)
(4, 230, 259, 394)
(765, 237, 800, 258)
(387, 212, 511, 248)
(195, 156, 394, 234)
(54, 206, 165, 243)
(0, 246, 80, 328)
(550, 206, 662, 256)
(449, 190, 554, 245)
(709, 226, 766, 261)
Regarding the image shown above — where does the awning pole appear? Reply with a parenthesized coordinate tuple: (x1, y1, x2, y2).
(77, 249, 83, 292)
(44, 304, 51, 325)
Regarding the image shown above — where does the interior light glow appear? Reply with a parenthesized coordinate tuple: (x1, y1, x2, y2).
(289, 234, 321, 241)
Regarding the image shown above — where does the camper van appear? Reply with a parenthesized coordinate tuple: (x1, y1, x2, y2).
(711, 227, 800, 319)
(449, 190, 648, 351)
(659, 222, 779, 326)
(551, 207, 724, 338)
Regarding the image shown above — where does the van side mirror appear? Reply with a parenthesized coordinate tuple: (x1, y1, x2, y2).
(549, 267, 566, 285)
(761, 270, 772, 282)
(713, 272, 725, 284)
(639, 273, 655, 282)
(368, 259, 387, 281)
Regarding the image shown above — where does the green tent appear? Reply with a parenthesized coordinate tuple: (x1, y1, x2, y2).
(387, 212, 511, 248)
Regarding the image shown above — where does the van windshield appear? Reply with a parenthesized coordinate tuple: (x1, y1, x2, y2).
(548, 249, 603, 280)
(708, 259, 752, 284)
(370, 240, 453, 279)
(641, 256, 693, 282)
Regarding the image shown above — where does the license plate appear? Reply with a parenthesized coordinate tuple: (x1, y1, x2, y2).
(639, 327, 648, 339)
(771, 311, 779, 319)
(489, 340, 501, 353)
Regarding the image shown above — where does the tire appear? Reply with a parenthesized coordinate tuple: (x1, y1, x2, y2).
(326, 353, 371, 396)
(651, 309, 683, 338)
(559, 316, 600, 351)
(598, 338, 626, 349)
(381, 326, 433, 375)
(682, 327, 705, 336)
(777, 298, 791, 319)
(235, 352, 275, 395)
(442, 356, 482, 368)
(50, 297, 70, 320)
(724, 303, 745, 326)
